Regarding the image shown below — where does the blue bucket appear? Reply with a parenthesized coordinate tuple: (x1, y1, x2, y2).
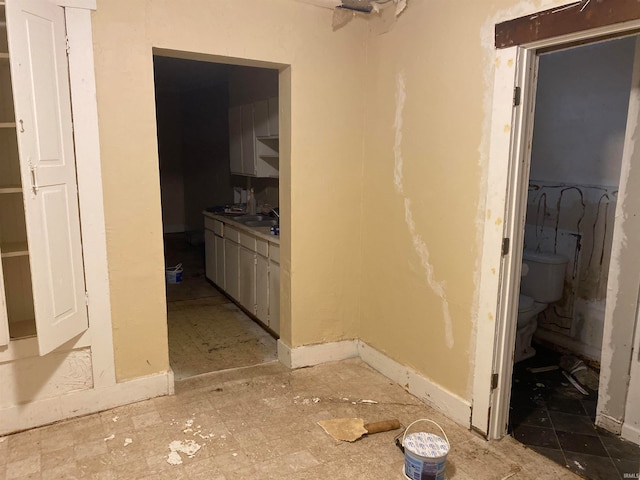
(165, 263, 183, 284)
(402, 419, 450, 480)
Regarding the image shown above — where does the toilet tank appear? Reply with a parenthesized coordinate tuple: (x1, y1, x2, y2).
(520, 250, 568, 303)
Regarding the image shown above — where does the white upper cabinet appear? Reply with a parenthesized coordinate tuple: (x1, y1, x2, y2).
(229, 97, 279, 178)
(0, 0, 88, 354)
(228, 105, 243, 175)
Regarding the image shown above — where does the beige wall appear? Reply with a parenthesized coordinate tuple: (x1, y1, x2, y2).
(91, 0, 567, 402)
(92, 0, 368, 381)
(358, 0, 567, 399)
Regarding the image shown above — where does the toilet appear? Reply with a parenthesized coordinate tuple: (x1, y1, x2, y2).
(515, 250, 568, 363)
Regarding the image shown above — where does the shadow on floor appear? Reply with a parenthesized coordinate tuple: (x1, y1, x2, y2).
(509, 343, 640, 480)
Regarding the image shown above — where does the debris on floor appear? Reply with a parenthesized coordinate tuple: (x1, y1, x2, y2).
(123, 438, 133, 447)
(317, 418, 401, 442)
(166, 439, 202, 465)
(526, 365, 559, 373)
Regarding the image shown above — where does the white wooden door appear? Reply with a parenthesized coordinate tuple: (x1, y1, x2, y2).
(6, 0, 88, 355)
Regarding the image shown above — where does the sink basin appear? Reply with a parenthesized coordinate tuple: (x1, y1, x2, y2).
(231, 215, 271, 223)
(244, 219, 278, 227)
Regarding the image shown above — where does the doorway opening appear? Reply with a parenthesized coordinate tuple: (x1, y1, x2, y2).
(153, 56, 280, 380)
(506, 36, 640, 479)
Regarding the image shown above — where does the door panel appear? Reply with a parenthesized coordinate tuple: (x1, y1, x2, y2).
(6, 0, 87, 355)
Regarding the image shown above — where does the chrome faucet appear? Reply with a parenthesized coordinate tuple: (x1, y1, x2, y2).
(268, 207, 280, 224)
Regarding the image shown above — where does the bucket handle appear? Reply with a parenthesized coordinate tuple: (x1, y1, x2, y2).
(402, 419, 450, 448)
(167, 263, 182, 272)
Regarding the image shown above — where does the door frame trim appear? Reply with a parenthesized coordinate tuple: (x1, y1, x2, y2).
(474, 20, 640, 440)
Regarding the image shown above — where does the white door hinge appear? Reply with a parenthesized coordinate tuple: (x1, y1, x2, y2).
(84, 292, 89, 306)
(65, 35, 70, 55)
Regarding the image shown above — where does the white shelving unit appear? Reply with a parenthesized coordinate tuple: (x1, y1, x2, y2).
(0, 2, 34, 341)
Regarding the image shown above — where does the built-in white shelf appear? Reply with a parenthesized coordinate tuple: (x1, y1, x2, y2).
(0, 186, 22, 194)
(0, 122, 16, 129)
(9, 318, 37, 339)
(0, 242, 28, 258)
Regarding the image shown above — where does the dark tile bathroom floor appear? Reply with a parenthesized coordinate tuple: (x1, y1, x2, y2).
(509, 343, 640, 480)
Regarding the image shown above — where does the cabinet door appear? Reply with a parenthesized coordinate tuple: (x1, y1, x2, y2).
(224, 239, 239, 300)
(239, 246, 256, 314)
(268, 97, 279, 137)
(269, 260, 280, 335)
(241, 104, 255, 175)
(253, 100, 269, 138)
(229, 105, 243, 175)
(6, 0, 87, 355)
(215, 234, 225, 288)
(256, 254, 268, 323)
(204, 229, 215, 282)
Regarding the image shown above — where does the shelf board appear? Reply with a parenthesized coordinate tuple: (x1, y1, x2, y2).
(259, 154, 279, 159)
(1, 242, 29, 258)
(0, 122, 16, 129)
(0, 186, 22, 194)
(9, 319, 37, 340)
(0, 53, 9, 60)
(256, 135, 279, 141)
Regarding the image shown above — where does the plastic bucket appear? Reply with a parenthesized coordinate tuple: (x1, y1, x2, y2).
(402, 419, 450, 480)
(165, 263, 183, 284)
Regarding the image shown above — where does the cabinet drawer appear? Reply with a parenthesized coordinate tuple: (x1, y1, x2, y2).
(256, 238, 268, 257)
(204, 216, 216, 231)
(204, 217, 224, 236)
(239, 231, 256, 250)
(225, 225, 240, 243)
(269, 243, 280, 263)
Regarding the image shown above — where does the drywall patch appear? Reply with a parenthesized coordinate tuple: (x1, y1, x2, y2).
(394, 70, 454, 349)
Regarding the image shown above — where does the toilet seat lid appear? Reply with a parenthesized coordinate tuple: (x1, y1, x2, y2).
(518, 294, 534, 312)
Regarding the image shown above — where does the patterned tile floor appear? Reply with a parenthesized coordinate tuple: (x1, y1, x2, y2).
(1, 359, 582, 479)
(164, 233, 277, 380)
(509, 343, 640, 480)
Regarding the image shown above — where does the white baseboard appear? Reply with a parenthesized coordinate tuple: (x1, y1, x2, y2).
(277, 338, 358, 368)
(622, 422, 640, 446)
(596, 412, 623, 434)
(357, 341, 472, 428)
(278, 338, 472, 428)
(0, 371, 172, 436)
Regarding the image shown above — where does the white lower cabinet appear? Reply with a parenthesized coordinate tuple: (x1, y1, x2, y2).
(204, 214, 279, 335)
(214, 234, 225, 288)
(256, 253, 269, 322)
(224, 237, 240, 300)
(239, 245, 256, 314)
(269, 244, 280, 334)
(204, 229, 215, 282)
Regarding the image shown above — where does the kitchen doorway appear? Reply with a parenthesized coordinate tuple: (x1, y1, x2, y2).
(153, 55, 280, 380)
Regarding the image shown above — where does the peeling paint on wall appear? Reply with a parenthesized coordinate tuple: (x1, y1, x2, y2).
(394, 70, 454, 349)
(525, 180, 618, 360)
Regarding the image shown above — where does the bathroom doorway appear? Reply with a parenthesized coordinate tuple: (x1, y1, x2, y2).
(494, 31, 640, 479)
(153, 55, 280, 380)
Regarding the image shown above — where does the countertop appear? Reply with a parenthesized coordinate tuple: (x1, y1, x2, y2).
(203, 211, 280, 245)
